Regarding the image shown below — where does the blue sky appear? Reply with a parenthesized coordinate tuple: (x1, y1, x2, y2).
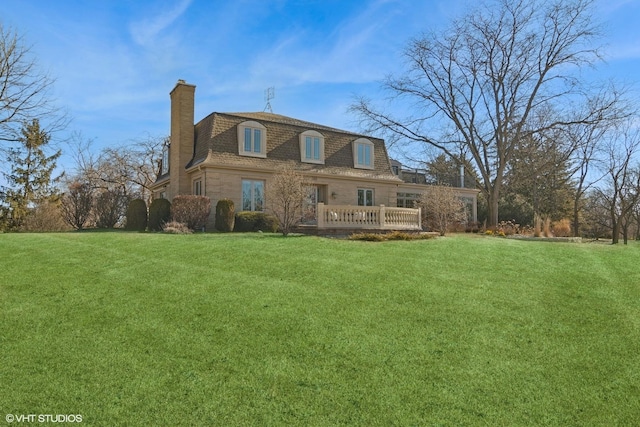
(2, 0, 639, 168)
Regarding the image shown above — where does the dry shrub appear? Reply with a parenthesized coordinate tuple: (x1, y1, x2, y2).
(519, 225, 535, 236)
(265, 166, 305, 236)
(162, 221, 192, 234)
(496, 220, 519, 236)
(543, 217, 552, 237)
(418, 185, 466, 236)
(21, 200, 70, 232)
(171, 195, 211, 231)
(350, 231, 436, 241)
(349, 232, 386, 241)
(552, 218, 572, 237)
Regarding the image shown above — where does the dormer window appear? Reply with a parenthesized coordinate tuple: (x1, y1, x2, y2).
(238, 121, 267, 158)
(299, 130, 324, 164)
(353, 138, 374, 169)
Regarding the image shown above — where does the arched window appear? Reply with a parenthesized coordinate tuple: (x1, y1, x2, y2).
(352, 138, 374, 169)
(238, 121, 267, 158)
(299, 130, 325, 164)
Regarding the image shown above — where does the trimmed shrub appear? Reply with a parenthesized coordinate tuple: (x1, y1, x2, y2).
(148, 198, 171, 231)
(171, 195, 211, 231)
(215, 199, 235, 232)
(233, 212, 279, 233)
(162, 221, 192, 234)
(125, 199, 147, 231)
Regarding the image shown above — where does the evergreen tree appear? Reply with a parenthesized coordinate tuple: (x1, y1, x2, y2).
(2, 119, 62, 228)
(500, 134, 575, 225)
(424, 154, 477, 188)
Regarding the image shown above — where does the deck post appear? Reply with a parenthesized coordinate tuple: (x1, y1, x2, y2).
(317, 203, 325, 228)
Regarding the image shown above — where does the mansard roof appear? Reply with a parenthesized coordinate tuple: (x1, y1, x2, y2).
(188, 112, 399, 181)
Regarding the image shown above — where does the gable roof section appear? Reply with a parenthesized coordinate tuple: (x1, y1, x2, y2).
(190, 112, 399, 181)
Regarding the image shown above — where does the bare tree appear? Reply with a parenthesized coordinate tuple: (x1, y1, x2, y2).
(0, 23, 66, 143)
(60, 181, 93, 230)
(352, 0, 621, 226)
(564, 122, 608, 236)
(94, 189, 128, 228)
(66, 133, 165, 204)
(129, 135, 167, 203)
(582, 189, 611, 239)
(595, 120, 640, 244)
(266, 166, 306, 236)
(418, 185, 466, 236)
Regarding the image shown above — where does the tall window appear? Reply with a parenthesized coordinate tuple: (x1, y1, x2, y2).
(238, 121, 267, 157)
(161, 144, 169, 175)
(300, 130, 324, 164)
(397, 192, 419, 208)
(242, 180, 264, 211)
(193, 180, 202, 196)
(353, 138, 374, 169)
(357, 189, 374, 206)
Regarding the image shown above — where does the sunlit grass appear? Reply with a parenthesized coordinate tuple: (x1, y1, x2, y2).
(1, 233, 639, 426)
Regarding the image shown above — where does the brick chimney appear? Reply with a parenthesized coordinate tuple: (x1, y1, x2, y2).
(168, 80, 195, 198)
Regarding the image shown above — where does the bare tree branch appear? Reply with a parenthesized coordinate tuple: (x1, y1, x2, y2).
(0, 23, 67, 144)
(351, 0, 620, 226)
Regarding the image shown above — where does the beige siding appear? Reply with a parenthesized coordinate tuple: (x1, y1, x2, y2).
(195, 166, 401, 229)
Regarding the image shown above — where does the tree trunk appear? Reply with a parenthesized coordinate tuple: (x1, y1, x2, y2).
(611, 219, 620, 244)
(485, 181, 502, 227)
(487, 187, 500, 227)
(572, 196, 581, 238)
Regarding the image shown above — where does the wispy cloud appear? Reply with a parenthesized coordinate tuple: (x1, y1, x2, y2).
(607, 43, 640, 62)
(599, 0, 637, 14)
(247, 0, 404, 88)
(129, 0, 192, 46)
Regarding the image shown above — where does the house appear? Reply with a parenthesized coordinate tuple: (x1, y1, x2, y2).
(390, 160, 478, 222)
(151, 80, 477, 231)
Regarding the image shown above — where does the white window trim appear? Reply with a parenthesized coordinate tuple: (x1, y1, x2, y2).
(241, 179, 265, 212)
(193, 178, 203, 196)
(357, 188, 375, 206)
(352, 138, 374, 170)
(238, 121, 267, 158)
(161, 144, 169, 175)
(299, 130, 325, 164)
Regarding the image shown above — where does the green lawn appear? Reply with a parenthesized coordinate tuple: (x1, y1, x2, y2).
(1, 233, 639, 426)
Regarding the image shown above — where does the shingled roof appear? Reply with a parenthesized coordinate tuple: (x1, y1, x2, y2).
(219, 112, 365, 136)
(187, 112, 400, 181)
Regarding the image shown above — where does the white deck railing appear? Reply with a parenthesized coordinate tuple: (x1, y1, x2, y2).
(316, 203, 421, 230)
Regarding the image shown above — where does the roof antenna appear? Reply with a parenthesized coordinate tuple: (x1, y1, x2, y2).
(264, 87, 274, 113)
